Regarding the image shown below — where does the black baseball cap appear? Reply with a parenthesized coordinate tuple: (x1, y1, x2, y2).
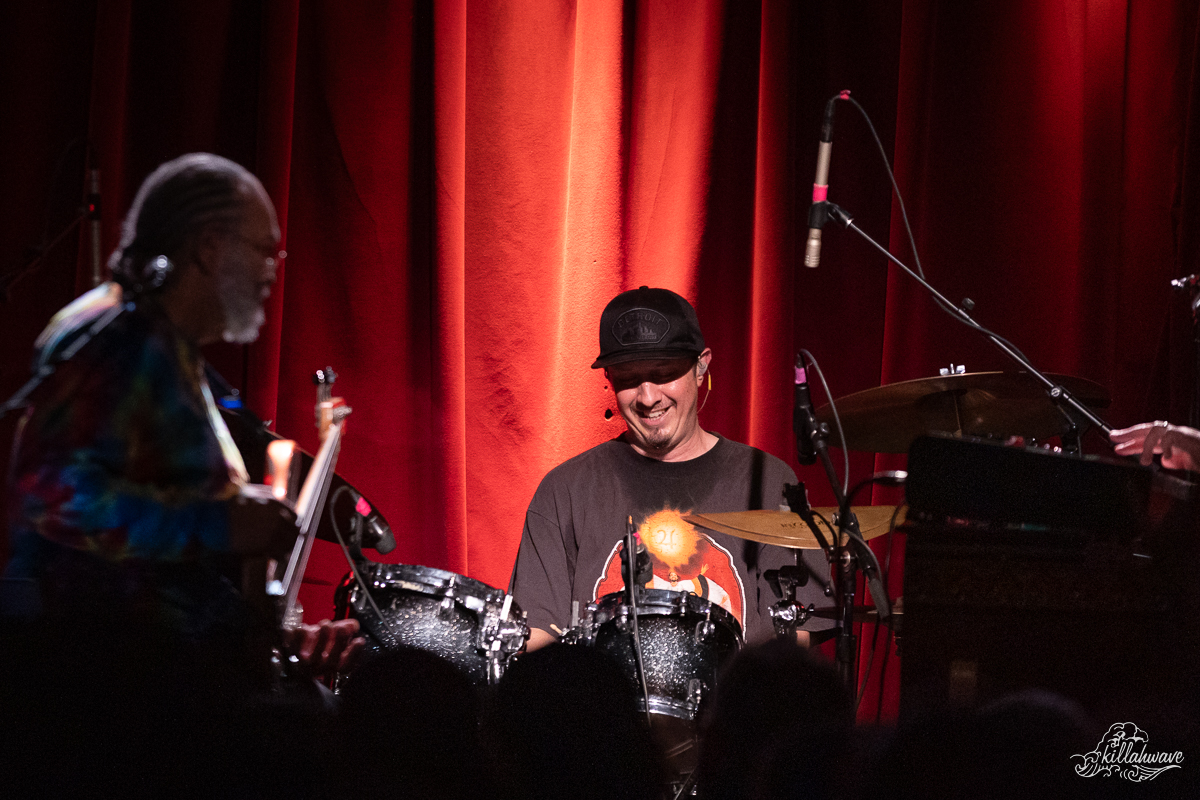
(591, 286, 706, 369)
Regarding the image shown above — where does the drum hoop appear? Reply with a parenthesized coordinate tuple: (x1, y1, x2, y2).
(592, 588, 743, 641)
(357, 562, 509, 605)
(640, 695, 701, 721)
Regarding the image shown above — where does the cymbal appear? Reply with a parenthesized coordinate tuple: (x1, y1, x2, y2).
(813, 505, 902, 540)
(684, 506, 903, 549)
(815, 371, 1110, 454)
(810, 596, 904, 625)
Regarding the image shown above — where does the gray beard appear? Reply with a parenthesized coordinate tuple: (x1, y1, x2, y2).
(217, 261, 266, 344)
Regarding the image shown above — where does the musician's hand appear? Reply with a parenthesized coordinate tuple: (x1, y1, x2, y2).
(526, 627, 557, 652)
(284, 618, 365, 679)
(228, 484, 297, 557)
(1111, 421, 1200, 471)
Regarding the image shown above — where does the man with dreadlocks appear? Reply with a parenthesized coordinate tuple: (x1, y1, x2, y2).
(2, 153, 359, 681)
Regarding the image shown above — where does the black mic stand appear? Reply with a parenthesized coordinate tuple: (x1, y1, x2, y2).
(768, 483, 830, 638)
(820, 201, 1113, 442)
(620, 517, 653, 729)
(795, 393, 891, 689)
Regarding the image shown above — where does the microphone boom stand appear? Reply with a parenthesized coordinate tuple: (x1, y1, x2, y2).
(821, 202, 1112, 439)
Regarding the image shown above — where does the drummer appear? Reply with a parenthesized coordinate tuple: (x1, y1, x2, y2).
(510, 286, 831, 650)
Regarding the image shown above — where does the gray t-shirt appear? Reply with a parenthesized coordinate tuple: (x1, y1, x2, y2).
(510, 435, 831, 643)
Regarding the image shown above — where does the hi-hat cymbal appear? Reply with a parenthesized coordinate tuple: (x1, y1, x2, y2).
(815, 371, 1110, 454)
(684, 506, 903, 549)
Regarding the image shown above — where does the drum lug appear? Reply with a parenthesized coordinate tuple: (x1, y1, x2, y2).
(686, 678, 705, 713)
(615, 607, 633, 634)
(477, 597, 530, 683)
(438, 576, 458, 619)
(694, 606, 716, 644)
(671, 593, 687, 616)
(561, 602, 596, 646)
(581, 604, 597, 645)
(486, 650, 504, 685)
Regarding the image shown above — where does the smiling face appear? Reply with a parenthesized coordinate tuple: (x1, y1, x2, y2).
(606, 348, 712, 461)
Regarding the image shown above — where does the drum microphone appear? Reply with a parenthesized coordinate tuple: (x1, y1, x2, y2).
(804, 91, 848, 268)
(634, 540, 652, 585)
(620, 521, 652, 598)
(793, 353, 820, 466)
(352, 492, 397, 554)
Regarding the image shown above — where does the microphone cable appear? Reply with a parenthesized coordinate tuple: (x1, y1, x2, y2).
(828, 94, 1042, 379)
(329, 484, 402, 647)
(798, 348, 850, 497)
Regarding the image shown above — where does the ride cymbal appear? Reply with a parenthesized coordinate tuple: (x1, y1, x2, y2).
(815, 371, 1110, 454)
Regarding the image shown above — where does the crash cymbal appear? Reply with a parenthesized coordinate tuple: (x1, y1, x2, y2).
(810, 596, 903, 625)
(815, 371, 1110, 454)
(684, 506, 903, 549)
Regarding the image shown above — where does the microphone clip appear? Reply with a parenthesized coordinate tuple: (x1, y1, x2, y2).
(793, 353, 829, 466)
(619, 533, 653, 590)
(807, 200, 830, 230)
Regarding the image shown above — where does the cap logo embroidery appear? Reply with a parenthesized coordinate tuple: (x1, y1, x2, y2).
(612, 308, 670, 347)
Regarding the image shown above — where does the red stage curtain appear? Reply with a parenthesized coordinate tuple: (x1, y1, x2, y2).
(2, 0, 1198, 723)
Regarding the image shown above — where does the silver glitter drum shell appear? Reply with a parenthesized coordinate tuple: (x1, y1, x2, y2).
(587, 588, 742, 721)
(334, 563, 528, 685)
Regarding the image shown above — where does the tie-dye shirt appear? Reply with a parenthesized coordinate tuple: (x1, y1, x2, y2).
(5, 283, 250, 581)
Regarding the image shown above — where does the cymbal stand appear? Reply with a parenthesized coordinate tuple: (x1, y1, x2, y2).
(767, 483, 829, 636)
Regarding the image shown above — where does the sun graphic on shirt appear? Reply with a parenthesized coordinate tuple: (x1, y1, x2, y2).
(639, 509, 700, 576)
(593, 506, 746, 627)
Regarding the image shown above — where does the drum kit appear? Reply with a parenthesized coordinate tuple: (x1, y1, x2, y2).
(325, 369, 1111, 793)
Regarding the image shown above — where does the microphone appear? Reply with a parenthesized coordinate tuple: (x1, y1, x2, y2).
(793, 353, 819, 465)
(804, 92, 848, 268)
(88, 168, 102, 286)
(634, 540, 652, 585)
(620, 519, 652, 599)
(352, 493, 396, 554)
